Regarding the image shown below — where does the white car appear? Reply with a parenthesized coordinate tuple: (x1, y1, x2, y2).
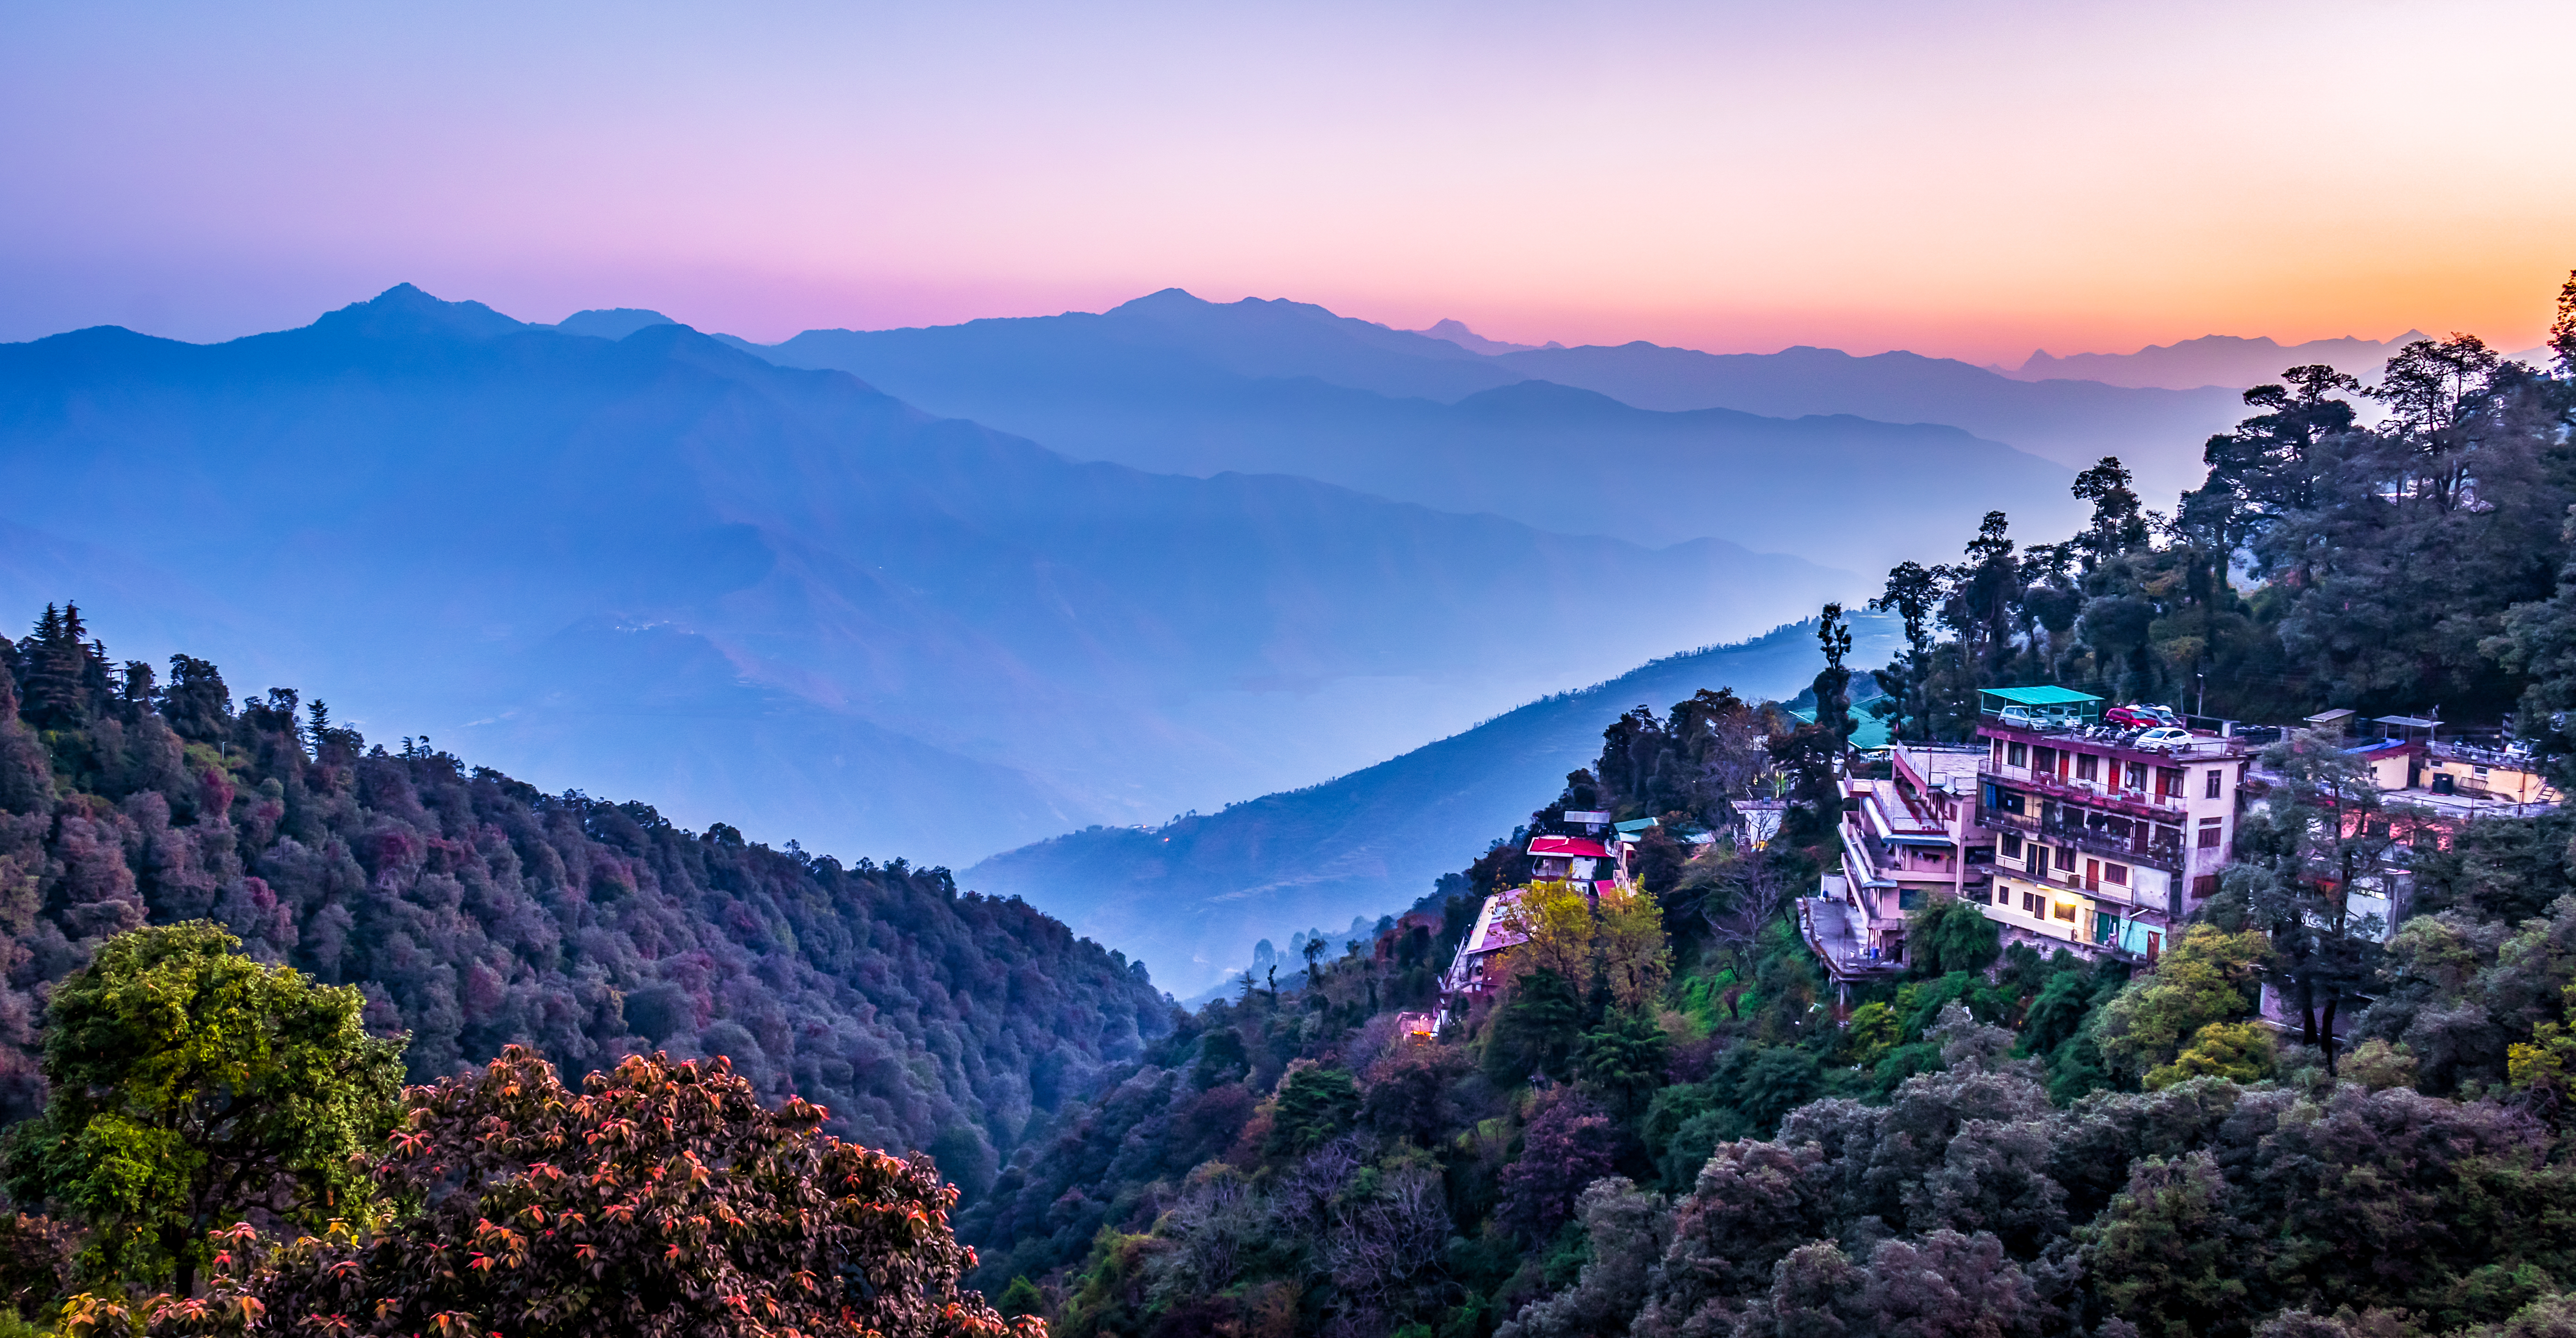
(2134, 726, 2192, 750)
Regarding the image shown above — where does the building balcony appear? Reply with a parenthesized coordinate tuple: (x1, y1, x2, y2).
(1983, 807, 2183, 870)
(1979, 760, 2196, 819)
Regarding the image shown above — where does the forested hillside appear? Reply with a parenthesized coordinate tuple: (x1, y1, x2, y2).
(0, 608, 1170, 1192)
(946, 279, 2576, 1338)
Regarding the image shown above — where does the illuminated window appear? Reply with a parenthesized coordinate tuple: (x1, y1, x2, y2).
(2053, 902, 2077, 922)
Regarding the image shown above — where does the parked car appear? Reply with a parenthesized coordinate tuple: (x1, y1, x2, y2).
(2134, 726, 2192, 750)
(2105, 705, 2164, 729)
(1995, 705, 2053, 728)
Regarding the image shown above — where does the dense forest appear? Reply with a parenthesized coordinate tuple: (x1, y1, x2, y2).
(0, 606, 1169, 1200)
(947, 277, 2576, 1338)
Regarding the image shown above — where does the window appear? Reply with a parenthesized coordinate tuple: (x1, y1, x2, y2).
(2033, 747, 2056, 777)
(2000, 833, 2024, 859)
(2104, 862, 2128, 885)
(2055, 846, 2076, 871)
(1995, 884, 2012, 905)
(2192, 874, 2219, 898)
(2023, 892, 2046, 916)
(2197, 818, 2223, 849)
(1899, 888, 1922, 910)
(2156, 767, 2184, 797)
(1991, 738, 2005, 768)
(2205, 769, 2223, 799)
(2007, 742, 2028, 768)
(2125, 762, 2147, 790)
(2076, 753, 2099, 782)
(2053, 901, 2077, 922)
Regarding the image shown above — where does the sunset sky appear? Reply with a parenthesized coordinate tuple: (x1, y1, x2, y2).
(6, 0, 2570, 361)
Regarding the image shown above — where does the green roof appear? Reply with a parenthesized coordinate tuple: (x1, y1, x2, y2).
(1978, 685, 2102, 707)
(1613, 817, 1660, 833)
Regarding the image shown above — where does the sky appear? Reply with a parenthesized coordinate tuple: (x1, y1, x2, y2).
(4, 0, 2571, 363)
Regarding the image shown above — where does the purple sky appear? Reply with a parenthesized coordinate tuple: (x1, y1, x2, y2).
(6, 0, 2571, 360)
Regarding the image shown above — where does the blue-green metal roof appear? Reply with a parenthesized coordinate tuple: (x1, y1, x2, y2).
(1613, 817, 1660, 833)
(1978, 685, 2102, 707)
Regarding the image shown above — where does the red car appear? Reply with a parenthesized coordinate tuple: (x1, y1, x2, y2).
(2106, 704, 2180, 729)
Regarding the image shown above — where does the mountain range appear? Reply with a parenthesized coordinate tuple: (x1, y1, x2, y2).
(744, 290, 2243, 525)
(0, 285, 1852, 890)
(2002, 331, 2430, 390)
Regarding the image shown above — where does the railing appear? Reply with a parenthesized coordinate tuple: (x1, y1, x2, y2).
(1978, 715, 2251, 760)
(1981, 761, 2195, 816)
(1983, 808, 2183, 869)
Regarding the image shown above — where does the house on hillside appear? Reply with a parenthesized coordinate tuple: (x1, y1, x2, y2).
(1527, 834, 1616, 888)
(1439, 889, 1530, 1002)
(1815, 740, 1992, 967)
(1972, 686, 2251, 961)
(1442, 818, 1650, 1009)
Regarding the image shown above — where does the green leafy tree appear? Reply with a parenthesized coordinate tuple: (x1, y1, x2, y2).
(2146, 1021, 2278, 1091)
(2072, 456, 2152, 569)
(1485, 968, 1584, 1083)
(3, 923, 404, 1295)
(1577, 1010, 1671, 1122)
(2094, 925, 2267, 1086)
(2225, 731, 2399, 1068)
(1907, 893, 2002, 978)
(2079, 1152, 2257, 1338)
(1266, 1062, 1360, 1157)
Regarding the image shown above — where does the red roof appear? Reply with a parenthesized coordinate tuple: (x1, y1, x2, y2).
(1528, 835, 1609, 858)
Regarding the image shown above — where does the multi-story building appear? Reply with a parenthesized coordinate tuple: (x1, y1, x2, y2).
(1831, 742, 1992, 963)
(1974, 686, 2250, 961)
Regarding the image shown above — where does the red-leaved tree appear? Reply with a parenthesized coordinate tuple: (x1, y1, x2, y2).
(102, 1045, 1036, 1338)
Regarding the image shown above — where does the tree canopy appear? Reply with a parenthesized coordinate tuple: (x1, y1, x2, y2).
(2, 923, 403, 1296)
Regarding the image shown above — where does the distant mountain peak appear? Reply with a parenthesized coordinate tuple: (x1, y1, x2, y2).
(1414, 319, 1559, 355)
(555, 308, 680, 341)
(1109, 287, 1211, 315)
(312, 284, 526, 342)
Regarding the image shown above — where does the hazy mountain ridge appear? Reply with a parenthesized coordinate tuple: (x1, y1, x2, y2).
(964, 614, 1903, 992)
(0, 284, 1854, 875)
(2004, 330, 2429, 389)
(1488, 340, 2242, 506)
(744, 291, 2084, 574)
